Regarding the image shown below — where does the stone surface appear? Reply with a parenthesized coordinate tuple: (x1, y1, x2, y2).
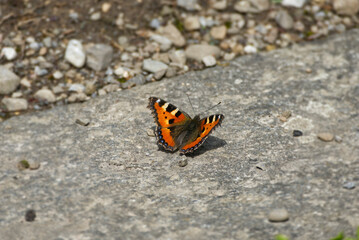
(64, 39, 86, 68)
(333, 0, 359, 15)
(86, 44, 113, 71)
(185, 44, 221, 61)
(0, 66, 20, 94)
(1, 30, 359, 240)
(1, 97, 28, 111)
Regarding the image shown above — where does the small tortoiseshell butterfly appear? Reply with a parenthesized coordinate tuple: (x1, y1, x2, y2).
(148, 97, 224, 154)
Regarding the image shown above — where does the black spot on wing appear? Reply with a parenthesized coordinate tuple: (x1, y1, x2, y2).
(158, 99, 166, 107)
(208, 115, 214, 123)
(166, 103, 176, 113)
(169, 119, 174, 124)
(175, 111, 182, 118)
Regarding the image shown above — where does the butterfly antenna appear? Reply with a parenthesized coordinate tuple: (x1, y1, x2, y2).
(199, 101, 222, 116)
(185, 92, 196, 116)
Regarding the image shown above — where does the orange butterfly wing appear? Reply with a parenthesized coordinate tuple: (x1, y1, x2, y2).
(180, 114, 224, 154)
(148, 97, 191, 151)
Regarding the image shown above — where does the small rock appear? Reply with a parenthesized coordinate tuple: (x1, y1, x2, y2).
(150, 34, 172, 50)
(202, 55, 217, 67)
(143, 59, 168, 73)
(211, 0, 227, 10)
(29, 42, 40, 51)
(115, 13, 124, 27)
(75, 118, 90, 126)
(293, 130, 303, 137)
(1, 97, 28, 111)
(147, 128, 155, 137)
(20, 78, 31, 88)
(244, 45, 257, 54)
(334, 135, 342, 143)
(43, 37, 52, 48)
(210, 25, 227, 40)
(317, 132, 334, 142)
(0, 66, 20, 94)
(85, 81, 97, 95)
(28, 160, 40, 170)
(150, 18, 161, 29)
(168, 50, 187, 66)
(102, 84, 119, 93)
(90, 12, 101, 21)
(52, 85, 64, 94)
(264, 28, 278, 44)
(185, 44, 221, 62)
(121, 74, 146, 88)
(268, 209, 289, 222)
(1, 47, 17, 60)
(98, 88, 107, 96)
(276, 10, 294, 30)
(177, 0, 200, 11)
(68, 92, 88, 102)
(158, 23, 186, 47)
(234, 0, 269, 13)
(53, 70, 64, 79)
(224, 52, 236, 61)
(102, 2, 111, 12)
(86, 44, 113, 71)
(11, 92, 22, 98)
(282, 0, 306, 8)
(34, 66, 48, 76)
(184, 16, 201, 30)
(25, 209, 36, 222)
(34, 89, 56, 103)
(165, 67, 177, 78)
(118, 36, 128, 46)
(343, 182, 356, 190)
(333, 0, 359, 16)
(294, 21, 305, 32)
(65, 40, 86, 68)
(69, 11, 79, 22)
(39, 47, 47, 56)
(68, 83, 85, 93)
(178, 158, 188, 167)
(154, 69, 167, 80)
(114, 66, 132, 78)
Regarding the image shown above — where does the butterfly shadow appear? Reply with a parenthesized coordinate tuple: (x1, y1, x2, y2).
(184, 136, 227, 158)
(155, 135, 227, 157)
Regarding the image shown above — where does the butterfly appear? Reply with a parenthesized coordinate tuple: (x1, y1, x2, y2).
(148, 97, 224, 154)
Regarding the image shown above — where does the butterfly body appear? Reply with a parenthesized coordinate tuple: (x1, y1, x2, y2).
(148, 97, 224, 154)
